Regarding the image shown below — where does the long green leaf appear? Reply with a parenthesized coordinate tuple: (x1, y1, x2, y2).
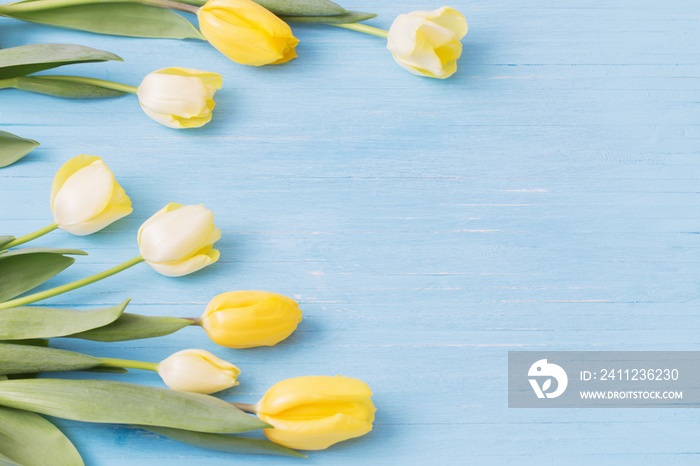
(181, 0, 346, 16)
(0, 379, 269, 433)
(0, 1, 204, 39)
(0, 131, 39, 168)
(0, 452, 22, 466)
(0, 299, 129, 340)
(142, 426, 306, 458)
(282, 11, 377, 23)
(9, 76, 127, 98)
(0, 43, 122, 80)
(68, 312, 191, 341)
(0, 250, 85, 303)
(253, 0, 345, 16)
(0, 247, 87, 259)
(0, 343, 101, 375)
(0, 405, 84, 466)
(0, 237, 14, 248)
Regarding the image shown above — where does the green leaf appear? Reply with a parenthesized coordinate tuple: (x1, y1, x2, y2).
(0, 43, 122, 80)
(0, 299, 130, 340)
(68, 312, 192, 342)
(182, 0, 347, 16)
(83, 365, 128, 373)
(142, 426, 306, 458)
(0, 339, 49, 347)
(0, 237, 14, 248)
(0, 247, 87, 259)
(0, 343, 101, 375)
(0, 250, 85, 303)
(0, 131, 39, 168)
(0, 452, 22, 466)
(8, 76, 127, 98)
(254, 0, 346, 16)
(0, 1, 204, 39)
(282, 11, 377, 23)
(0, 379, 269, 433)
(0, 405, 84, 466)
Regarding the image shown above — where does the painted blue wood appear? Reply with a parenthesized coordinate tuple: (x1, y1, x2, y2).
(2, 0, 700, 464)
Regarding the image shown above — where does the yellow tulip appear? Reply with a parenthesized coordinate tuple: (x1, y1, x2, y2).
(157, 349, 240, 394)
(256, 375, 376, 450)
(201, 291, 302, 348)
(50, 155, 132, 235)
(136, 67, 222, 129)
(386, 6, 468, 79)
(198, 0, 299, 66)
(137, 203, 221, 277)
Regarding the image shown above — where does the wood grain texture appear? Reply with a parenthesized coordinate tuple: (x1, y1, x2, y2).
(2, 0, 699, 464)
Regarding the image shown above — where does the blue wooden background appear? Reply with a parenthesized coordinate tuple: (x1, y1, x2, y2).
(2, 0, 700, 464)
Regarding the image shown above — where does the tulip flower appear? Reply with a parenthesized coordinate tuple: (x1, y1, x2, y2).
(138, 203, 221, 277)
(238, 375, 375, 450)
(2, 155, 132, 248)
(156, 349, 240, 394)
(136, 67, 222, 129)
(201, 291, 302, 348)
(51, 155, 133, 235)
(333, 6, 467, 79)
(386, 7, 467, 79)
(198, 0, 299, 66)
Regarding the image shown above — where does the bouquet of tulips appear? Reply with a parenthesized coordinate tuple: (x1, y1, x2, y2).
(0, 155, 376, 464)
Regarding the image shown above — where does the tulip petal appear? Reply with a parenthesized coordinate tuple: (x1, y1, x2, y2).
(428, 7, 468, 39)
(145, 248, 220, 277)
(137, 202, 183, 245)
(52, 160, 116, 226)
(60, 205, 133, 236)
(258, 376, 374, 416)
(138, 74, 209, 118)
(50, 154, 101, 210)
(261, 413, 373, 450)
(139, 204, 216, 263)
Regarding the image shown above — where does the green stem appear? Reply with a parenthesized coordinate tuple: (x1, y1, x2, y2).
(32, 75, 138, 94)
(0, 254, 144, 310)
(231, 402, 258, 414)
(332, 23, 388, 38)
(100, 357, 159, 372)
(0, 0, 199, 15)
(3, 222, 58, 249)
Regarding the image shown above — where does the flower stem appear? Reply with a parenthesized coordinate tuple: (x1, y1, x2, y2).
(33, 76, 138, 94)
(184, 317, 203, 326)
(0, 254, 144, 310)
(332, 23, 388, 38)
(100, 357, 159, 372)
(231, 402, 257, 414)
(3, 222, 58, 249)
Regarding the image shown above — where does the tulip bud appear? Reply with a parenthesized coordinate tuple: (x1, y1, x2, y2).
(256, 375, 376, 450)
(386, 6, 468, 79)
(201, 291, 302, 348)
(136, 67, 222, 129)
(198, 0, 299, 66)
(137, 203, 221, 277)
(157, 349, 240, 394)
(50, 155, 132, 235)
